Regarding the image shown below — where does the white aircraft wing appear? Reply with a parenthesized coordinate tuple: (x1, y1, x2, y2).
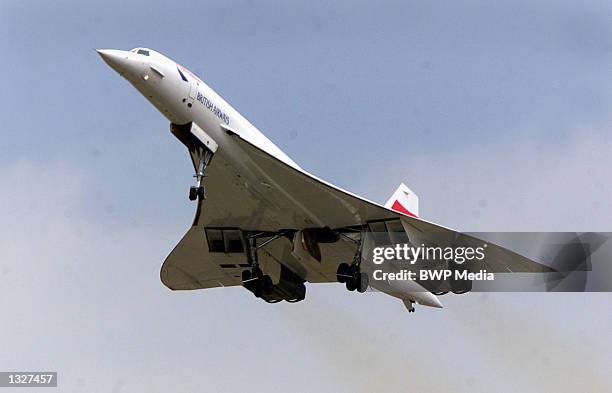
(161, 131, 553, 291)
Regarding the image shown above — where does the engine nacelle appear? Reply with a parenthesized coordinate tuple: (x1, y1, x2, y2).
(292, 227, 339, 263)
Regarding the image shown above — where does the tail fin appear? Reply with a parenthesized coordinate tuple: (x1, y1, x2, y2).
(385, 183, 419, 218)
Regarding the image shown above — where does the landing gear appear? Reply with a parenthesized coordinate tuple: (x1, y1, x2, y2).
(336, 262, 350, 283)
(188, 146, 213, 201)
(336, 228, 369, 293)
(356, 272, 368, 293)
(188, 186, 206, 201)
(241, 230, 305, 303)
(241, 232, 268, 297)
(337, 263, 369, 293)
(241, 267, 273, 298)
(168, 122, 217, 202)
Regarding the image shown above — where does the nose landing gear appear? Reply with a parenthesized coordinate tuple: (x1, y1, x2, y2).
(188, 186, 205, 201)
(169, 122, 217, 202)
(188, 146, 213, 201)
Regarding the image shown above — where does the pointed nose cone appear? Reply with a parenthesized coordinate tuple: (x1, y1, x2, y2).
(97, 49, 148, 82)
(97, 49, 131, 75)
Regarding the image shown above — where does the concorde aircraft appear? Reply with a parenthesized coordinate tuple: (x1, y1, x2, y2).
(98, 48, 553, 313)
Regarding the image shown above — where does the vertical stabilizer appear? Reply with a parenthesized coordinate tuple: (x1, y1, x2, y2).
(384, 183, 419, 217)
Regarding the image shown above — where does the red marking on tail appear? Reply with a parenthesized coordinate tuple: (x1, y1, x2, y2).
(391, 200, 417, 217)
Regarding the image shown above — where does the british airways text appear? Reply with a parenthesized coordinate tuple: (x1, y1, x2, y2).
(196, 92, 230, 125)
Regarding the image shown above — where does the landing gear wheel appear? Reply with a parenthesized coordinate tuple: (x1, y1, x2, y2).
(262, 275, 273, 296)
(356, 272, 369, 293)
(197, 186, 206, 200)
(188, 186, 198, 201)
(336, 263, 350, 283)
(250, 268, 264, 298)
(340, 263, 367, 293)
(186, 142, 213, 202)
(189, 186, 206, 201)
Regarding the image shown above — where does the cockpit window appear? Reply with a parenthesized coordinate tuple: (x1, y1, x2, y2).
(137, 49, 150, 56)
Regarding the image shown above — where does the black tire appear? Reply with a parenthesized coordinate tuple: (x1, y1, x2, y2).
(188, 187, 198, 201)
(262, 275, 274, 295)
(253, 286, 263, 298)
(346, 279, 357, 291)
(197, 186, 206, 200)
(357, 272, 369, 293)
(252, 270, 264, 298)
(252, 267, 263, 279)
(347, 264, 358, 277)
(336, 263, 350, 283)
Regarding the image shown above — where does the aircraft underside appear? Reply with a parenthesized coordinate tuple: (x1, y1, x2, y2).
(168, 122, 377, 304)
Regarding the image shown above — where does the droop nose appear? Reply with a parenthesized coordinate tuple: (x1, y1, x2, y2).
(97, 49, 128, 73)
(97, 49, 146, 79)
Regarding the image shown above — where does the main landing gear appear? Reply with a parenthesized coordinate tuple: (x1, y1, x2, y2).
(241, 232, 273, 298)
(188, 147, 213, 201)
(241, 230, 305, 303)
(336, 263, 368, 293)
(336, 228, 368, 293)
(241, 266, 274, 299)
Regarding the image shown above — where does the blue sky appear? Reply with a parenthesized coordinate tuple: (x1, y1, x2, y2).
(1, 1, 611, 392)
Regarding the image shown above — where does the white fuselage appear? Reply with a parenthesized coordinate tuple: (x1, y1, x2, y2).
(98, 48, 299, 172)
